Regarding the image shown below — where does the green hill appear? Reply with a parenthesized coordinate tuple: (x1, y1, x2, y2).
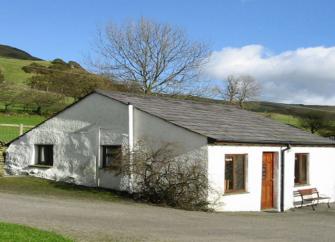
(0, 57, 49, 84)
(0, 44, 42, 60)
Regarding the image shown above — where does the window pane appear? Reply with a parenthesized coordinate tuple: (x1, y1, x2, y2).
(295, 154, 308, 185)
(103, 145, 122, 168)
(300, 155, 307, 183)
(225, 157, 233, 191)
(40, 146, 45, 162)
(294, 155, 299, 184)
(37, 145, 53, 166)
(235, 155, 245, 190)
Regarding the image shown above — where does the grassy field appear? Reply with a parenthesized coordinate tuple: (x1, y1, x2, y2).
(262, 113, 301, 127)
(0, 57, 49, 84)
(0, 222, 72, 242)
(0, 113, 45, 125)
(0, 176, 126, 202)
(0, 113, 45, 143)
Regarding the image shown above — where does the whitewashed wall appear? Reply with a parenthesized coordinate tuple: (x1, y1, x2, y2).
(6, 94, 129, 188)
(285, 147, 335, 210)
(133, 108, 208, 155)
(208, 145, 335, 212)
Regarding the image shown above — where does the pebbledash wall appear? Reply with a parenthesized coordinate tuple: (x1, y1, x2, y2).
(208, 145, 335, 211)
(5, 94, 129, 188)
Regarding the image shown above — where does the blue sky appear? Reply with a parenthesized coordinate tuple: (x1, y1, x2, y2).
(1, 0, 334, 62)
(1, 0, 335, 103)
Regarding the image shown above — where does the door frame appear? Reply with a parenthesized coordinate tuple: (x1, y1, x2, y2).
(261, 152, 277, 210)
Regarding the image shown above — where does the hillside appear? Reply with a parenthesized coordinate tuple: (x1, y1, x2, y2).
(0, 57, 49, 84)
(0, 44, 42, 60)
(245, 101, 335, 120)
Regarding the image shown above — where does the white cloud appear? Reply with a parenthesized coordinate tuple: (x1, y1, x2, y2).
(206, 45, 335, 105)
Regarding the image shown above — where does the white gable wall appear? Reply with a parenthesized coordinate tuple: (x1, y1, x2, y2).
(6, 93, 129, 188)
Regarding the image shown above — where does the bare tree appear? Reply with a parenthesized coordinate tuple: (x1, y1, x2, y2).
(236, 75, 261, 108)
(224, 75, 240, 104)
(93, 18, 209, 95)
(215, 75, 261, 108)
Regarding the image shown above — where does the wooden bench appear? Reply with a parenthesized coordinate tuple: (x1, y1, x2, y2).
(294, 188, 331, 210)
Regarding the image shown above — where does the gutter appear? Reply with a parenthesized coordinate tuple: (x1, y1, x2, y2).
(280, 144, 291, 212)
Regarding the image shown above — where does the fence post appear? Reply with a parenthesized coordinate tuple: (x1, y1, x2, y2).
(19, 124, 24, 135)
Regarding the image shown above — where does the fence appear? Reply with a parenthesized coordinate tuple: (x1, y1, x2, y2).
(0, 124, 34, 144)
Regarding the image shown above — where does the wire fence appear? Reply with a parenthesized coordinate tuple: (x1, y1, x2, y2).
(0, 124, 34, 144)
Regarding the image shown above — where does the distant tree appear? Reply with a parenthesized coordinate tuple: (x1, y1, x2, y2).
(215, 75, 239, 104)
(93, 17, 209, 95)
(236, 75, 261, 108)
(22, 62, 50, 74)
(215, 75, 261, 108)
(27, 74, 53, 91)
(299, 112, 330, 134)
(0, 69, 4, 83)
(0, 84, 21, 112)
(17, 89, 66, 115)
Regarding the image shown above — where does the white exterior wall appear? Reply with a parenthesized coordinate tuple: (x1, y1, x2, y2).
(284, 147, 335, 210)
(133, 108, 208, 155)
(6, 94, 129, 189)
(208, 145, 335, 212)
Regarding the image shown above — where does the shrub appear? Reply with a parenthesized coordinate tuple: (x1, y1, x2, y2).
(118, 141, 214, 211)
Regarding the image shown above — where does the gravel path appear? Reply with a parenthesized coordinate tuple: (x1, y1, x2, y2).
(1, 192, 335, 242)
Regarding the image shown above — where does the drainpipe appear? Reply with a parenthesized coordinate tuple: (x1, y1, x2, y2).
(128, 104, 134, 192)
(280, 144, 291, 212)
(96, 127, 101, 187)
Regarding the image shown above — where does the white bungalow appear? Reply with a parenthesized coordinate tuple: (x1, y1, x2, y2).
(5, 90, 335, 211)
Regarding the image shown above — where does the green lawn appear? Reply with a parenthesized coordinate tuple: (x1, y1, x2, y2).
(0, 222, 72, 242)
(0, 57, 49, 84)
(0, 176, 125, 202)
(0, 113, 45, 143)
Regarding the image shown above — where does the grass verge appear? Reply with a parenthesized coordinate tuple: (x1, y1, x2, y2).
(0, 176, 126, 202)
(0, 222, 72, 242)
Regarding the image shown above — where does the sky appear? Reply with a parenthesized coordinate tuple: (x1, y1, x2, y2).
(1, 0, 335, 104)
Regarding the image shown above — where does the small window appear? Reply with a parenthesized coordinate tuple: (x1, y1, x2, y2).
(295, 153, 308, 185)
(102, 145, 122, 169)
(36, 145, 53, 166)
(225, 154, 246, 193)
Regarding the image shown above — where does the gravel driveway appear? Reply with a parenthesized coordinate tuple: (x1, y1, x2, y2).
(1, 192, 335, 242)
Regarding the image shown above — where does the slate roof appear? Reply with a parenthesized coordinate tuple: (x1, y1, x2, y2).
(96, 90, 335, 146)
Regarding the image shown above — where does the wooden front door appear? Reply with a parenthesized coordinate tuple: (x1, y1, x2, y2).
(261, 152, 274, 209)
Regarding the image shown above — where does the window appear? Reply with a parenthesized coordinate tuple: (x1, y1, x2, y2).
(295, 153, 308, 185)
(36, 145, 53, 166)
(225, 154, 246, 193)
(102, 145, 122, 169)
